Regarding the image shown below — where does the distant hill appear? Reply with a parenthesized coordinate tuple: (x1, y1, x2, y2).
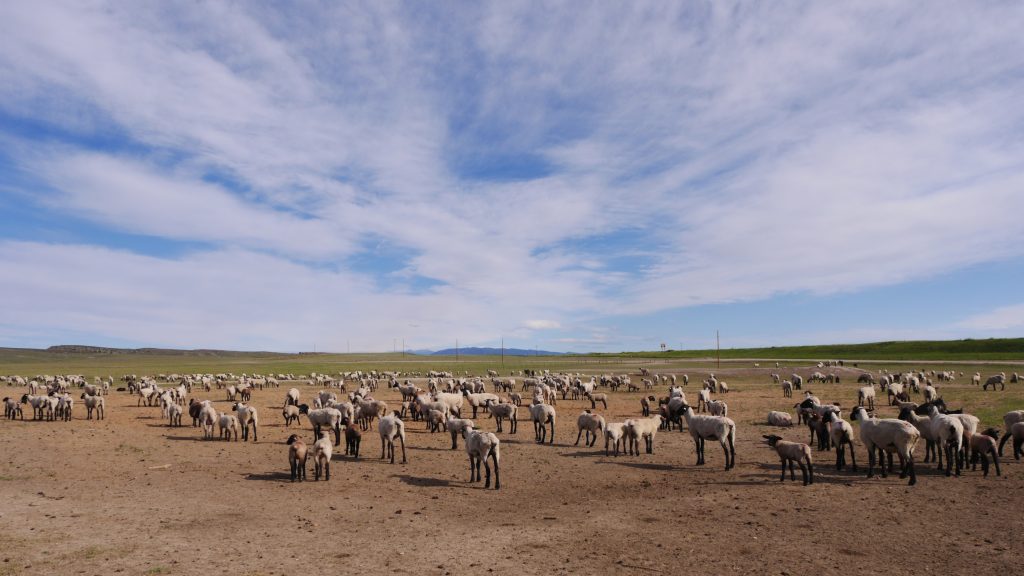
(45, 345, 280, 357)
(427, 347, 567, 357)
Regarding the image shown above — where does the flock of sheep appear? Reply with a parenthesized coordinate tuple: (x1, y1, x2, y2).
(3, 366, 1023, 490)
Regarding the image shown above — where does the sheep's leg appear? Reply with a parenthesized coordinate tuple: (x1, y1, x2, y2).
(780, 457, 787, 482)
(991, 452, 1000, 476)
(847, 439, 857, 472)
(806, 459, 813, 485)
(483, 457, 491, 489)
(788, 459, 796, 481)
(797, 461, 808, 485)
(491, 450, 500, 490)
(469, 454, 477, 482)
(575, 429, 583, 446)
(979, 453, 989, 476)
(399, 435, 407, 463)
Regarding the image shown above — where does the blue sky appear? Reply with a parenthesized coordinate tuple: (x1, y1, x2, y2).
(2, 1, 1024, 353)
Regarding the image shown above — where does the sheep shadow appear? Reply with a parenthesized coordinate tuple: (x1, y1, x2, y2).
(163, 435, 207, 442)
(559, 450, 607, 458)
(596, 460, 680, 471)
(392, 474, 454, 488)
(244, 471, 291, 482)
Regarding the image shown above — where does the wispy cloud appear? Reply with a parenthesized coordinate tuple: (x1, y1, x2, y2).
(957, 304, 1024, 332)
(1, 2, 1023, 351)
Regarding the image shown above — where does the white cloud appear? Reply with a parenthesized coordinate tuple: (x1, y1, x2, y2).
(524, 320, 561, 330)
(957, 304, 1024, 332)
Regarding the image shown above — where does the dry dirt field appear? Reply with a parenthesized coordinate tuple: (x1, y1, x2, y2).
(2, 362, 1024, 576)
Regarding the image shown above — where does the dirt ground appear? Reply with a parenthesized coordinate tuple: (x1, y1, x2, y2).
(2, 363, 1023, 576)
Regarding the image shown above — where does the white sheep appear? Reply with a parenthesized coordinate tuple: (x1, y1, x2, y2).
(696, 388, 711, 412)
(80, 393, 105, 420)
(232, 402, 259, 442)
(782, 380, 793, 398)
(462, 427, 501, 489)
(488, 402, 518, 434)
(925, 405, 964, 476)
(378, 413, 407, 464)
(763, 435, 814, 485)
(1008, 422, 1024, 459)
(446, 416, 475, 450)
(706, 399, 728, 417)
(299, 405, 344, 447)
(767, 411, 793, 427)
(218, 412, 240, 441)
(822, 410, 857, 471)
(624, 415, 663, 456)
(529, 403, 556, 444)
(199, 402, 217, 440)
(282, 405, 302, 427)
(285, 388, 300, 407)
(849, 406, 919, 485)
(678, 405, 736, 470)
(168, 403, 182, 427)
(575, 411, 606, 447)
(969, 428, 1001, 476)
(312, 432, 333, 481)
(604, 422, 627, 456)
(923, 385, 939, 403)
(998, 410, 1024, 456)
(857, 386, 876, 410)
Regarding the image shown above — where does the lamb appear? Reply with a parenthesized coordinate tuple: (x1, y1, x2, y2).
(287, 434, 308, 481)
(3, 397, 20, 419)
(969, 428, 1000, 476)
(462, 427, 501, 489)
(585, 392, 608, 410)
(433, 392, 464, 418)
(168, 403, 183, 427)
(678, 405, 736, 470)
(706, 399, 728, 417)
(312, 432, 333, 480)
(604, 422, 627, 456)
(282, 405, 302, 427)
(640, 395, 656, 417)
(218, 412, 240, 441)
(923, 385, 939, 403)
(232, 402, 259, 442)
(80, 393, 105, 420)
(488, 402, 518, 434)
(446, 416, 475, 450)
(298, 405, 343, 446)
(782, 380, 793, 398)
(426, 409, 447, 433)
(767, 411, 793, 427)
(925, 405, 964, 476)
(696, 388, 711, 412)
(343, 419, 361, 458)
(763, 435, 814, 485)
(857, 386, 876, 411)
(997, 410, 1024, 456)
(624, 415, 663, 455)
(575, 411, 606, 447)
(983, 372, 1006, 391)
(529, 403, 556, 444)
(822, 410, 857, 471)
(897, 407, 940, 464)
(285, 388, 300, 407)
(199, 402, 217, 439)
(849, 406, 919, 485)
(378, 413, 408, 464)
(462, 390, 500, 418)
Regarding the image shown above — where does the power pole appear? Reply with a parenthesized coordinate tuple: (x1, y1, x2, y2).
(347, 340, 350, 354)
(501, 337, 504, 366)
(402, 338, 405, 358)
(456, 339, 459, 363)
(716, 330, 720, 369)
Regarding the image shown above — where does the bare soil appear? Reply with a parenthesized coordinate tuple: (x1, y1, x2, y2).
(2, 365, 1022, 576)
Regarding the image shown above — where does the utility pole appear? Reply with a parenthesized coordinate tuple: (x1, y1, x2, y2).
(501, 337, 504, 366)
(347, 340, 350, 354)
(716, 330, 720, 369)
(456, 339, 459, 363)
(402, 338, 405, 358)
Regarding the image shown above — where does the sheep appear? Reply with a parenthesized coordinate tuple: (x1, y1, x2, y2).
(706, 399, 728, 417)
(791, 374, 803, 390)
(218, 412, 240, 441)
(463, 427, 501, 489)
(696, 388, 711, 412)
(998, 410, 1024, 456)
(897, 407, 941, 464)
(575, 411, 606, 447)
(969, 428, 1000, 476)
(678, 405, 736, 470)
(782, 380, 793, 398)
(343, 418, 361, 458)
(767, 411, 793, 427)
(604, 422, 627, 456)
(822, 410, 857, 472)
(983, 372, 1006, 391)
(298, 405, 343, 446)
(529, 403, 556, 444)
(354, 398, 388, 431)
(3, 397, 21, 420)
(509, 393, 523, 407)
(282, 405, 302, 427)
(80, 393, 105, 420)
(925, 405, 964, 476)
(426, 409, 447, 433)
(188, 399, 205, 427)
(378, 413, 408, 464)
(763, 435, 814, 485)
(640, 395, 656, 417)
(857, 386, 876, 411)
(168, 403, 182, 427)
(1009, 421, 1024, 459)
(287, 434, 308, 481)
(446, 416, 475, 450)
(285, 388, 300, 407)
(199, 402, 217, 439)
(849, 406, 919, 485)
(433, 392, 464, 418)
(923, 385, 939, 403)
(462, 390, 500, 418)
(232, 402, 259, 442)
(624, 415, 663, 455)
(488, 402, 518, 434)
(312, 432, 333, 481)
(585, 392, 608, 410)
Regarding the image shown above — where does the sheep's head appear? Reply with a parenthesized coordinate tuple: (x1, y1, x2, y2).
(982, 427, 1000, 439)
(286, 434, 300, 445)
(763, 434, 782, 447)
